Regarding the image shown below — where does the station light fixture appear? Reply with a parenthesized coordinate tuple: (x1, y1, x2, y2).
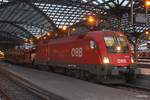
(36, 36, 40, 40)
(30, 39, 32, 42)
(0, 50, 4, 57)
(86, 15, 97, 24)
(145, 31, 149, 35)
(88, 16, 95, 23)
(43, 37, 46, 39)
(145, 0, 150, 8)
(84, 15, 98, 27)
(25, 39, 28, 42)
(62, 26, 67, 31)
(72, 28, 76, 32)
(144, 29, 150, 35)
(119, 34, 124, 37)
(24, 42, 28, 45)
(47, 32, 51, 36)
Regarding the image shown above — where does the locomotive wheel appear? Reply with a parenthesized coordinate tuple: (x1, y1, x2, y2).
(52, 67, 66, 74)
(65, 68, 74, 77)
(64, 68, 92, 81)
(79, 71, 92, 81)
(48, 66, 55, 72)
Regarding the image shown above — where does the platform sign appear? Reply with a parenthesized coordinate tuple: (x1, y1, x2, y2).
(135, 13, 147, 23)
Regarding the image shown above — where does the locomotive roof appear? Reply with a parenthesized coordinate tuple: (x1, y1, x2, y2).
(87, 31, 124, 36)
(38, 30, 125, 44)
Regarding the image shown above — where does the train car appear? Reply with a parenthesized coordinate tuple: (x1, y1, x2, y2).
(5, 48, 35, 64)
(136, 51, 150, 66)
(137, 51, 150, 59)
(35, 31, 136, 83)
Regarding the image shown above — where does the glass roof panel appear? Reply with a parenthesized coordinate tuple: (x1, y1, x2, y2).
(0, 0, 8, 5)
(34, 3, 89, 28)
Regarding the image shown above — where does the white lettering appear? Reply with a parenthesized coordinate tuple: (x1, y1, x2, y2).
(71, 48, 83, 57)
(117, 59, 127, 63)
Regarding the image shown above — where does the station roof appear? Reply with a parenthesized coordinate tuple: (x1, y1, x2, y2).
(0, 0, 149, 49)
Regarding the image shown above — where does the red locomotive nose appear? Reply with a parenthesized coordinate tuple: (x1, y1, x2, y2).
(106, 54, 132, 67)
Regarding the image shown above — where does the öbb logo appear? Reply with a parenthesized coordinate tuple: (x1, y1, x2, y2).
(71, 48, 83, 57)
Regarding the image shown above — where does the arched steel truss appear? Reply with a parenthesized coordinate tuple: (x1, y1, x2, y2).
(0, 0, 149, 49)
(0, 0, 57, 43)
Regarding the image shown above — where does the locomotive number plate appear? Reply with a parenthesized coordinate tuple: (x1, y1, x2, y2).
(117, 59, 127, 63)
(71, 48, 83, 57)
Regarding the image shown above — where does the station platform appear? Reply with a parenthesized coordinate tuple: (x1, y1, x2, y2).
(0, 62, 149, 100)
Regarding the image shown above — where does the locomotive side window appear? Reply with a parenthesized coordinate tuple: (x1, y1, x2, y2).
(89, 40, 98, 49)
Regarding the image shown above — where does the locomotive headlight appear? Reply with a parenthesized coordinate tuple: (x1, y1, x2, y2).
(103, 57, 110, 64)
(116, 46, 121, 51)
(131, 57, 134, 63)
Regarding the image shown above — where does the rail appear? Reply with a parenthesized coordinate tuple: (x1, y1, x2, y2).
(0, 63, 67, 100)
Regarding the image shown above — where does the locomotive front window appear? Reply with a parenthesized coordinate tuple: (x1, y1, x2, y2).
(104, 37, 115, 47)
(117, 37, 128, 47)
(104, 36, 128, 53)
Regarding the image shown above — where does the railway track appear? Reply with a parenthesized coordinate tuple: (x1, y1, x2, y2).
(108, 83, 150, 93)
(107, 83, 150, 99)
(35, 65, 150, 94)
(0, 63, 56, 100)
(125, 83, 150, 92)
(0, 74, 45, 100)
(1, 61, 149, 100)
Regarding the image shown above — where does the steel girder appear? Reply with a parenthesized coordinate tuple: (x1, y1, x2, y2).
(0, 0, 57, 38)
(0, 0, 149, 50)
(0, 20, 34, 38)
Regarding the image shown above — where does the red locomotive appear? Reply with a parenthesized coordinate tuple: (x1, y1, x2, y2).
(34, 30, 136, 82)
(5, 30, 137, 83)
